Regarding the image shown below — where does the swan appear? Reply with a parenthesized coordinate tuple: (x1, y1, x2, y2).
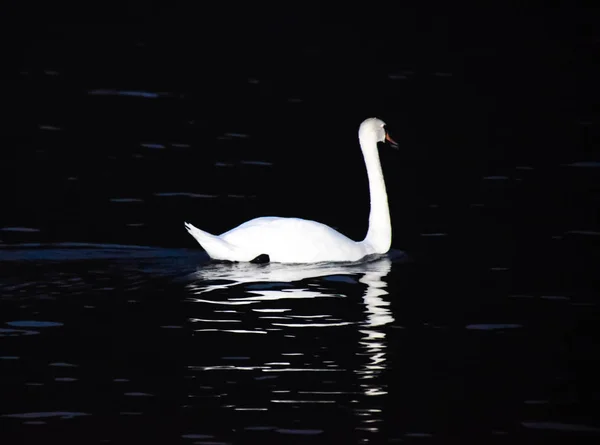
(184, 117, 397, 263)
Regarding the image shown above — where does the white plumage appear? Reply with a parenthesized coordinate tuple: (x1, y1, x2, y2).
(185, 117, 396, 263)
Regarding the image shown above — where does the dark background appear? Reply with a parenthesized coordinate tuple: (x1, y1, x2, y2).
(2, 7, 600, 443)
(4, 7, 598, 252)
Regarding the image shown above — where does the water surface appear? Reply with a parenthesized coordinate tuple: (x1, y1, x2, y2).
(4, 11, 600, 444)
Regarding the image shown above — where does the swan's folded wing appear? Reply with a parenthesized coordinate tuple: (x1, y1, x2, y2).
(220, 217, 363, 263)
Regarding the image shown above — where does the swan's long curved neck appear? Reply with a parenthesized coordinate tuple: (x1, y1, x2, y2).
(360, 135, 392, 254)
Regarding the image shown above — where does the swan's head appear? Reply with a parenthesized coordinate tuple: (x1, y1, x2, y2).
(359, 117, 397, 148)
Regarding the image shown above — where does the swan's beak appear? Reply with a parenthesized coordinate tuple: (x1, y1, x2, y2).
(385, 132, 399, 149)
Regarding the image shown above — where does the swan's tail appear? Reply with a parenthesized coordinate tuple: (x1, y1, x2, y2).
(184, 222, 241, 261)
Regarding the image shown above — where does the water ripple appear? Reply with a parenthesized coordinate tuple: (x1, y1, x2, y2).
(6, 320, 62, 328)
(3, 411, 89, 420)
(466, 324, 522, 330)
(522, 422, 600, 433)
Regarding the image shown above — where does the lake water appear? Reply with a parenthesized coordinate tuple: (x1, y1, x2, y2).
(3, 12, 600, 444)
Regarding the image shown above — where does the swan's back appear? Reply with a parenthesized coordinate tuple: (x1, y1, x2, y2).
(220, 217, 366, 263)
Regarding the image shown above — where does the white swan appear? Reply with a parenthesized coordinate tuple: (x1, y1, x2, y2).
(184, 117, 396, 263)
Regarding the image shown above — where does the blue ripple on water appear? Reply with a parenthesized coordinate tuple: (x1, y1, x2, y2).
(6, 321, 63, 328)
(275, 428, 324, 435)
(2, 411, 89, 419)
(465, 324, 522, 330)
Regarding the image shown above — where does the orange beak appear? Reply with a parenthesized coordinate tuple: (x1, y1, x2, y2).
(385, 132, 398, 148)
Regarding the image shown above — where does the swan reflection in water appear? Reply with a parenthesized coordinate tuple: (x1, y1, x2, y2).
(184, 251, 404, 438)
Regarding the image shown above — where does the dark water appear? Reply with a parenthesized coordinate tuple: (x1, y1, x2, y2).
(3, 9, 600, 444)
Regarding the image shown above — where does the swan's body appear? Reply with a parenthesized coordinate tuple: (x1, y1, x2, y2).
(185, 117, 395, 264)
(185, 217, 369, 263)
